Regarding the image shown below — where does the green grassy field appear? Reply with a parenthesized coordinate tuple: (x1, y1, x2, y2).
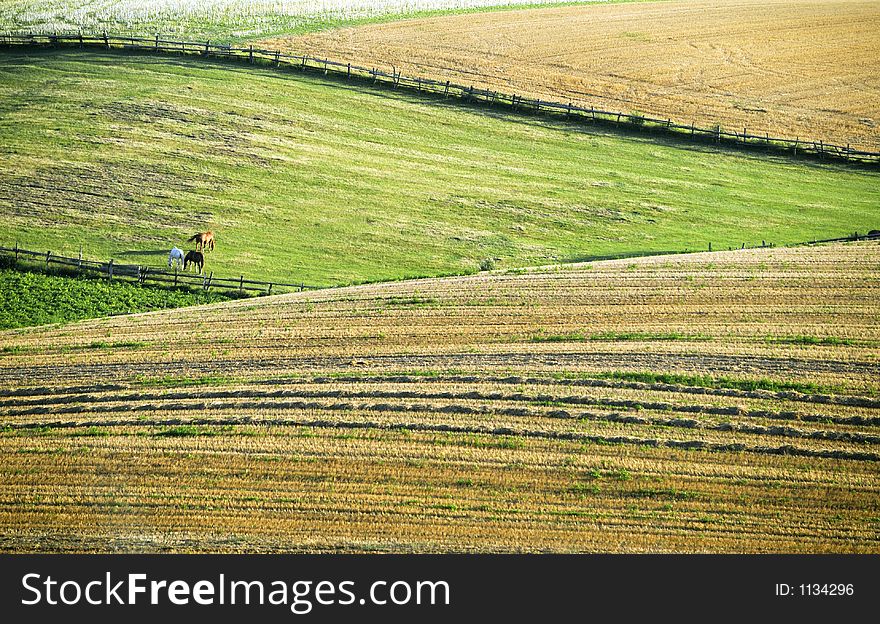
(0, 49, 877, 286)
(0, 261, 237, 329)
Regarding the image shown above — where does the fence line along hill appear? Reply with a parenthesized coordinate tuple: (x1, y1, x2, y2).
(1, 242, 878, 553)
(268, 0, 880, 153)
(1, 33, 877, 164)
(0, 244, 317, 295)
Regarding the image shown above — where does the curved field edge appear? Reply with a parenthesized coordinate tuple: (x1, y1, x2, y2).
(1, 50, 878, 287)
(271, 0, 880, 151)
(0, 1, 641, 43)
(0, 243, 878, 553)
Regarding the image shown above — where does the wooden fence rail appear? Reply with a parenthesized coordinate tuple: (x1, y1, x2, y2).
(3, 230, 877, 297)
(1, 32, 877, 165)
(0, 244, 318, 295)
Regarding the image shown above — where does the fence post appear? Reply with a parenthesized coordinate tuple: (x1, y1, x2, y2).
(275, 50, 280, 66)
(207, 271, 214, 290)
(103, 31, 109, 49)
(249, 45, 253, 64)
(14, 241, 18, 263)
(45, 250, 51, 269)
(108, 259, 114, 281)
(239, 275, 244, 294)
(300, 282, 304, 292)
(267, 283, 273, 295)
(708, 242, 712, 252)
(79, 33, 84, 48)
(204, 40, 209, 55)
(444, 80, 449, 97)
(155, 33, 159, 50)
(347, 63, 351, 79)
(324, 59, 328, 75)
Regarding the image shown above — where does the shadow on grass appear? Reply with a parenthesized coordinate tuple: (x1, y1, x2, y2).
(117, 249, 169, 257)
(561, 250, 683, 264)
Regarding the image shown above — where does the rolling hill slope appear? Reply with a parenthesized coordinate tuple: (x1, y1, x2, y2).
(1, 242, 877, 552)
(0, 49, 878, 286)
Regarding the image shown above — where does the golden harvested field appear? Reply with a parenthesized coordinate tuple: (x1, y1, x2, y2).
(1, 242, 879, 553)
(263, 0, 880, 151)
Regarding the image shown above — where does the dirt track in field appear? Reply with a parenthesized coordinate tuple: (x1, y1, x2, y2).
(262, 0, 880, 150)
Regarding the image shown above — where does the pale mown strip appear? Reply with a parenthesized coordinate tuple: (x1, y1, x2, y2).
(0, 0, 609, 40)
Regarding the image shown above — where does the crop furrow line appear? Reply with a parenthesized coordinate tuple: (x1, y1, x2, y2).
(3, 372, 876, 409)
(1, 386, 876, 427)
(309, 375, 880, 408)
(3, 397, 878, 444)
(2, 417, 876, 462)
(0, 389, 880, 426)
(2, 351, 878, 391)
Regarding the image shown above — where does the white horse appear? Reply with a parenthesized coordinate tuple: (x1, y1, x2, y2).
(168, 246, 184, 269)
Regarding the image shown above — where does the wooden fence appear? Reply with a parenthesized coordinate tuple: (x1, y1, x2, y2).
(805, 232, 880, 245)
(3, 231, 876, 296)
(1, 32, 878, 165)
(0, 244, 318, 295)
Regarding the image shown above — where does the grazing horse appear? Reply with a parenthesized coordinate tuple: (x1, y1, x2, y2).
(183, 250, 204, 274)
(188, 231, 215, 252)
(167, 246, 184, 269)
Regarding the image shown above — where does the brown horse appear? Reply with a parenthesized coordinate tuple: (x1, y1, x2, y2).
(187, 231, 215, 252)
(183, 250, 204, 274)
